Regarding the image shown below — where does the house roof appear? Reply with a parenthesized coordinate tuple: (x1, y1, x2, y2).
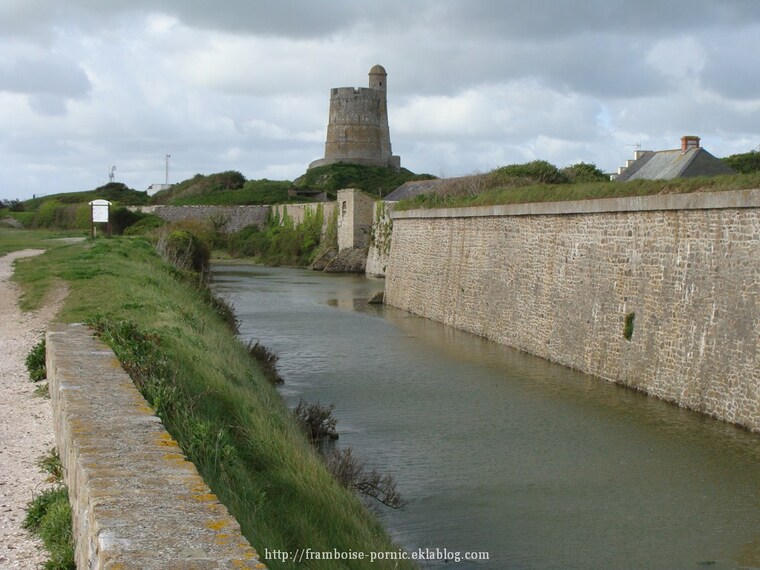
(384, 178, 445, 201)
(616, 147, 734, 182)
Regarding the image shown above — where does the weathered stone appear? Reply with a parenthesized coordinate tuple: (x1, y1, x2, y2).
(324, 247, 368, 273)
(368, 291, 384, 304)
(385, 189, 760, 432)
(46, 323, 266, 569)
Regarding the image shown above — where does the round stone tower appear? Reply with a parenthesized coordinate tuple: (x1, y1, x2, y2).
(309, 65, 401, 170)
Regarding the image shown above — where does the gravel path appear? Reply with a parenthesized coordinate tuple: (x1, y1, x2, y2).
(0, 250, 67, 569)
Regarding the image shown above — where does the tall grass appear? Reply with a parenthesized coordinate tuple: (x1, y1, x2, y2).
(395, 171, 760, 211)
(13, 237, 414, 569)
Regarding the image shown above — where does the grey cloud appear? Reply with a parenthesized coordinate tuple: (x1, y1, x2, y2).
(7, 0, 760, 41)
(0, 56, 91, 98)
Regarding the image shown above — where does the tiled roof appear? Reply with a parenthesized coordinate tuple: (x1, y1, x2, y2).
(616, 148, 734, 181)
(384, 178, 445, 201)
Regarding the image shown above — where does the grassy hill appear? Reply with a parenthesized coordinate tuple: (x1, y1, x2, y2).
(1, 182, 149, 230)
(149, 165, 435, 206)
(293, 163, 434, 198)
(149, 171, 296, 206)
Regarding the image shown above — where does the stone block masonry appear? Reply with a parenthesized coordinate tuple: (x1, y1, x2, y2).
(135, 205, 269, 234)
(46, 323, 266, 569)
(385, 189, 760, 432)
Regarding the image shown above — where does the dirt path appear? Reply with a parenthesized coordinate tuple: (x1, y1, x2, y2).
(0, 250, 67, 569)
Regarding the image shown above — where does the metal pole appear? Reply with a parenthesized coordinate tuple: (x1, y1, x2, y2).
(165, 154, 171, 185)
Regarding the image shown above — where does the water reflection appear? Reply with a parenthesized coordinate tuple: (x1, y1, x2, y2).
(212, 263, 760, 570)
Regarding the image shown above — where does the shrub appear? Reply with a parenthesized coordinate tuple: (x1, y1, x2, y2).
(246, 341, 283, 384)
(624, 312, 636, 340)
(323, 448, 406, 510)
(123, 214, 165, 236)
(26, 339, 46, 381)
(563, 162, 609, 183)
(488, 160, 568, 186)
(293, 399, 339, 442)
(155, 228, 210, 274)
(109, 207, 144, 235)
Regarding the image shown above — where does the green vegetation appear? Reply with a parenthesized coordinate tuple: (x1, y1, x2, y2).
(13, 237, 413, 569)
(26, 338, 46, 381)
(293, 163, 434, 199)
(396, 162, 760, 211)
(722, 150, 760, 174)
(1, 182, 149, 231)
(227, 204, 330, 266)
(150, 164, 432, 206)
(246, 341, 284, 384)
(624, 312, 636, 341)
(151, 171, 296, 206)
(0, 228, 86, 256)
(24, 450, 75, 570)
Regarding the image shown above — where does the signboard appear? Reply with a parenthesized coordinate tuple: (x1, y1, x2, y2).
(89, 199, 111, 223)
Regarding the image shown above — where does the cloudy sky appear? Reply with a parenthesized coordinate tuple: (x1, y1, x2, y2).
(2, 0, 760, 201)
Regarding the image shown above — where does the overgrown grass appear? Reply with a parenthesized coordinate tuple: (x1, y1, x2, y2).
(293, 163, 434, 199)
(395, 171, 760, 211)
(24, 449, 75, 570)
(13, 237, 414, 569)
(227, 204, 329, 266)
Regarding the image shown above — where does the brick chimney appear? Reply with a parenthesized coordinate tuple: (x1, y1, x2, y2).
(681, 135, 700, 152)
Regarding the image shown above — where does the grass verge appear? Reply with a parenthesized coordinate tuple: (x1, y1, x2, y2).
(395, 171, 760, 211)
(13, 236, 414, 569)
(0, 228, 86, 256)
(24, 450, 75, 570)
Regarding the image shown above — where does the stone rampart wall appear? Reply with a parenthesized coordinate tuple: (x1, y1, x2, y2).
(46, 323, 266, 569)
(133, 205, 269, 234)
(385, 190, 760, 431)
(366, 200, 395, 277)
(271, 202, 336, 235)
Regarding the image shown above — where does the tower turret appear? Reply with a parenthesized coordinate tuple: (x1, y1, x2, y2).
(368, 64, 387, 92)
(309, 64, 400, 170)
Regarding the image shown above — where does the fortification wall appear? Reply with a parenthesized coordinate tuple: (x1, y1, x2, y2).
(366, 200, 395, 277)
(46, 323, 265, 568)
(337, 189, 375, 251)
(134, 205, 269, 233)
(271, 202, 336, 234)
(385, 190, 760, 431)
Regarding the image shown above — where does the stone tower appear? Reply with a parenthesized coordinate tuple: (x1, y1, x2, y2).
(309, 64, 401, 170)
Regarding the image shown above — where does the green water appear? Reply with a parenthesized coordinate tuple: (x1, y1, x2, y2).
(212, 264, 760, 569)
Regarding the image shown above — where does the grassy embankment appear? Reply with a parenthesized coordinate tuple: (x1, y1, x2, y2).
(395, 169, 760, 211)
(11, 235, 414, 570)
(0, 228, 87, 256)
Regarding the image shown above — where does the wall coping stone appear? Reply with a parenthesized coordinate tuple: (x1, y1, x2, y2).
(392, 188, 760, 220)
(46, 323, 266, 569)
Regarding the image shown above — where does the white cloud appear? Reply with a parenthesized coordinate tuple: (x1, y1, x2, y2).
(1, 1, 760, 200)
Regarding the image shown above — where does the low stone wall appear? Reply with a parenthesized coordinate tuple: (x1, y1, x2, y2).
(385, 189, 760, 432)
(46, 323, 266, 569)
(134, 205, 269, 233)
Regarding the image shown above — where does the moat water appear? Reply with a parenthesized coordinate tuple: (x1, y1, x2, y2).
(211, 264, 760, 570)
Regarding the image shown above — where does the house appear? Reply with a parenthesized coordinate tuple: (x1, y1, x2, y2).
(613, 136, 735, 181)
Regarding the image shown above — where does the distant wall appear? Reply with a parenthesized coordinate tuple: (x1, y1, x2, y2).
(271, 202, 336, 236)
(385, 190, 760, 432)
(46, 323, 265, 569)
(133, 205, 269, 234)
